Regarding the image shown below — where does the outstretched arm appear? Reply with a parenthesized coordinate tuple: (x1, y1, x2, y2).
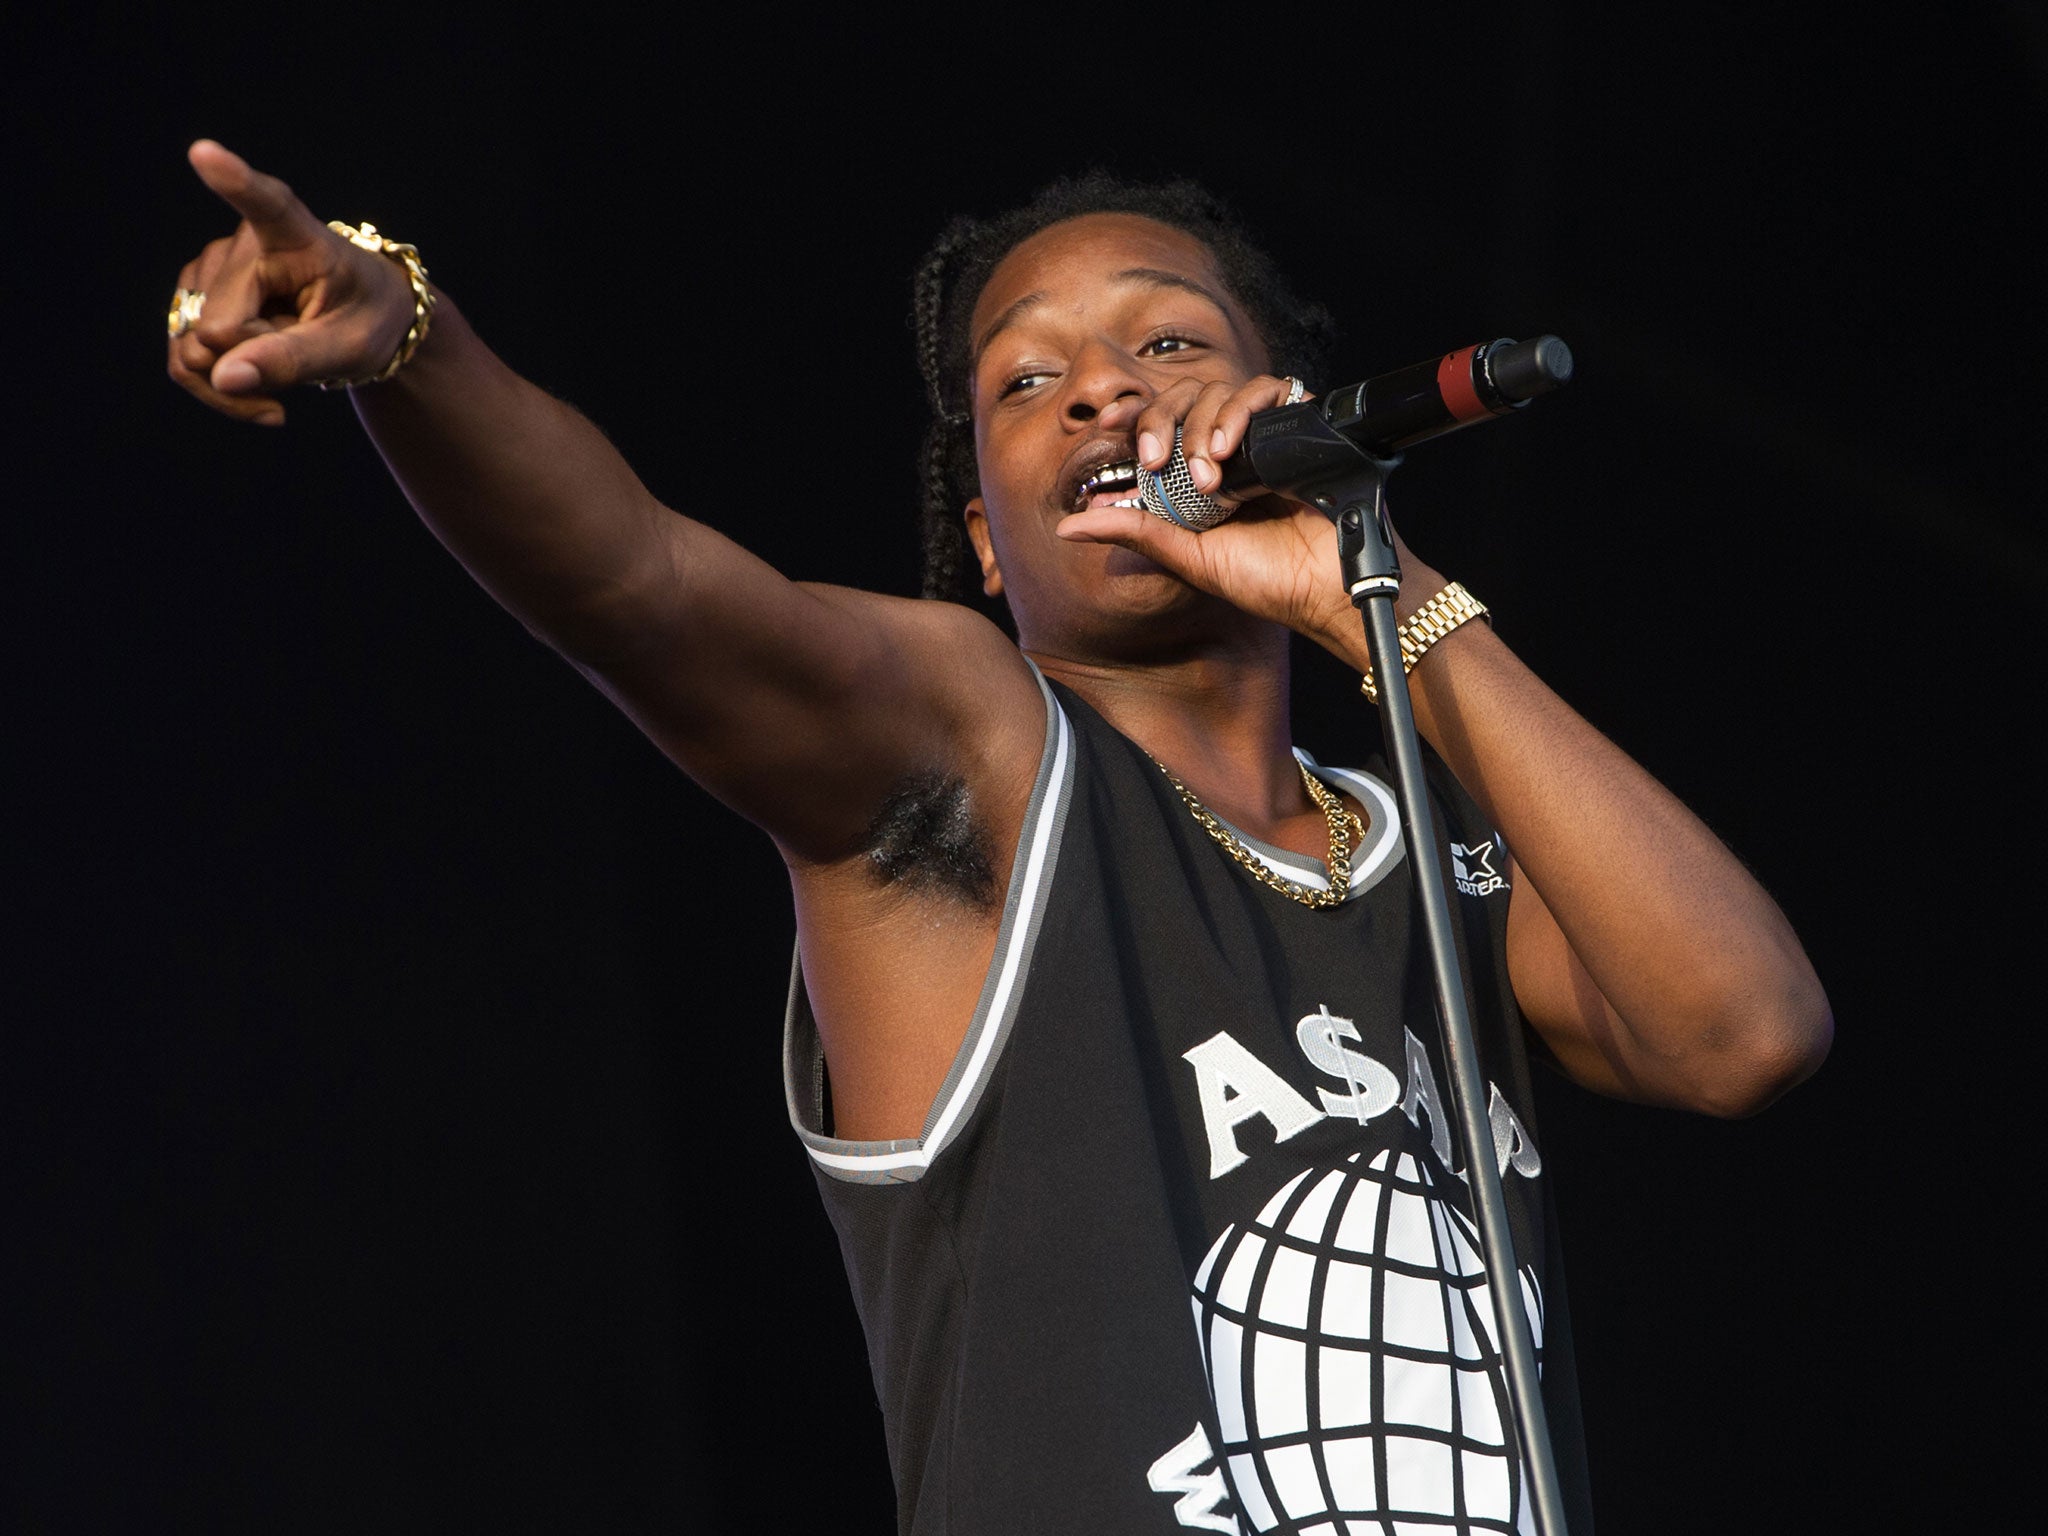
(165, 142, 1042, 865)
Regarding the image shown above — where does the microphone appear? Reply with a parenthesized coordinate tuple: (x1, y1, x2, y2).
(1084, 335, 1574, 531)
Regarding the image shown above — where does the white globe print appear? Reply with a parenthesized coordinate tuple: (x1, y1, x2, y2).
(1191, 1148, 1544, 1535)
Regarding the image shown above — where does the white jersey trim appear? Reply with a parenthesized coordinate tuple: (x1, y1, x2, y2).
(1199, 749, 1405, 902)
(783, 666, 1075, 1185)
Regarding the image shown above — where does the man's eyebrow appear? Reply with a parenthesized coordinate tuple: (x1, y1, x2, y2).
(969, 268, 1233, 370)
(1111, 267, 1230, 312)
(971, 291, 1047, 370)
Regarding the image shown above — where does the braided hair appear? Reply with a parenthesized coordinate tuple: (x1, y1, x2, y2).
(911, 173, 1338, 605)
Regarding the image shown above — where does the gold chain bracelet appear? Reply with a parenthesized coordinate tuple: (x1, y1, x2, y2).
(317, 221, 435, 390)
(1360, 581, 1489, 704)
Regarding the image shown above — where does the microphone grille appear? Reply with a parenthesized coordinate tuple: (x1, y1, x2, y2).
(1140, 427, 1233, 532)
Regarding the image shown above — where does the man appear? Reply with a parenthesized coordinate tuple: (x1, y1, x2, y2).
(169, 142, 1830, 1533)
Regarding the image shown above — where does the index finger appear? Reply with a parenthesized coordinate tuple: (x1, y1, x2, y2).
(187, 139, 328, 250)
(1207, 375, 1301, 462)
(1131, 378, 1208, 469)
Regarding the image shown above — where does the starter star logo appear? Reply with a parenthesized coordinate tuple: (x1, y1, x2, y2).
(1451, 840, 1507, 897)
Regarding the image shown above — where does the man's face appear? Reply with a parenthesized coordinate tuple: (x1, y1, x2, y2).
(963, 213, 1273, 657)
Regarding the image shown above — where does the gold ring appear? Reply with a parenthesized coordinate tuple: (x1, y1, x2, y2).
(167, 288, 205, 339)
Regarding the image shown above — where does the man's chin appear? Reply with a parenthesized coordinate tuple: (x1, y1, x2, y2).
(1102, 546, 1171, 580)
(1093, 553, 1236, 633)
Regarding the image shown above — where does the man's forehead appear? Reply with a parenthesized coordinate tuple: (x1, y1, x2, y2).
(970, 214, 1237, 362)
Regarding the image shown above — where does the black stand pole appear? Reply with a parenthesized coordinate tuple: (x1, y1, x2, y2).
(1318, 462, 1572, 1536)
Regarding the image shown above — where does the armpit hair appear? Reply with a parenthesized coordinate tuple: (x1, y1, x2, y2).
(863, 772, 998, 910)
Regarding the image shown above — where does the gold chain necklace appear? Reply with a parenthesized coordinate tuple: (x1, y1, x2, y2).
(1147, 755, 1366, 909)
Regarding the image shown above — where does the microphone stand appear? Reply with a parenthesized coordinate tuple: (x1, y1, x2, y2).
(1313, 459, 1572, 1536)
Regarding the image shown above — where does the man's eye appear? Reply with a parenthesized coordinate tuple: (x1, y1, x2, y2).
(1142, 333, 1202, 357)
(1002, 370, 1057, 397)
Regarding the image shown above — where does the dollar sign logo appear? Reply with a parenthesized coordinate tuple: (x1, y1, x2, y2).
(1294, 1004, 1399, 1124)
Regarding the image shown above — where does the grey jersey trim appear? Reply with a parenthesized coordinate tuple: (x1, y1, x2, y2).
(782, 666, 1075, 1185)
(1199, 750, 1405, 902)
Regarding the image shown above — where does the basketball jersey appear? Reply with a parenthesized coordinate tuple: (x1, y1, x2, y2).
(784, 670, 1595, 1534)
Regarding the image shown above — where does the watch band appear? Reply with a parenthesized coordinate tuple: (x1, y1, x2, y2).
(1360, 581, 1490, 704)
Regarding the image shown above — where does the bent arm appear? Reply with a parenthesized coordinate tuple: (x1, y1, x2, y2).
(1041, 365, 1826, 1114)
(1048, 402, 1827, 1115)
(1040, 421, 1826, 1114)
(1371, 588, 1832, 1116)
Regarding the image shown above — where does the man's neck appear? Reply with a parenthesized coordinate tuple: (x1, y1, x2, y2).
(1024, 626, 1321, 842)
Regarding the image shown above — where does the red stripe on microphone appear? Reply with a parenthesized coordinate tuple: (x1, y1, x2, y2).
(1436, 345, 1488, 423)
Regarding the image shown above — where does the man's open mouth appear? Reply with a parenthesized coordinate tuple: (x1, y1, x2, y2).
(1061, 445, 1142, 512)
(1077, 461, 1143, 511)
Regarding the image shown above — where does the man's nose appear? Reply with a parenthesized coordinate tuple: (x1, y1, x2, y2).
(1061, 340, 1148, 427)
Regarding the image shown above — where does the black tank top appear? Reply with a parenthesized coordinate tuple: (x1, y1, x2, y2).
(784, 671, 1595, 1534)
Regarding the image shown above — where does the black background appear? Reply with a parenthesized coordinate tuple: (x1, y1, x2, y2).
(10, 8, 2044, 1530)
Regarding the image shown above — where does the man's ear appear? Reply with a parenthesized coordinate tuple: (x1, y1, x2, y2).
(963, 498, 1004, 598)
